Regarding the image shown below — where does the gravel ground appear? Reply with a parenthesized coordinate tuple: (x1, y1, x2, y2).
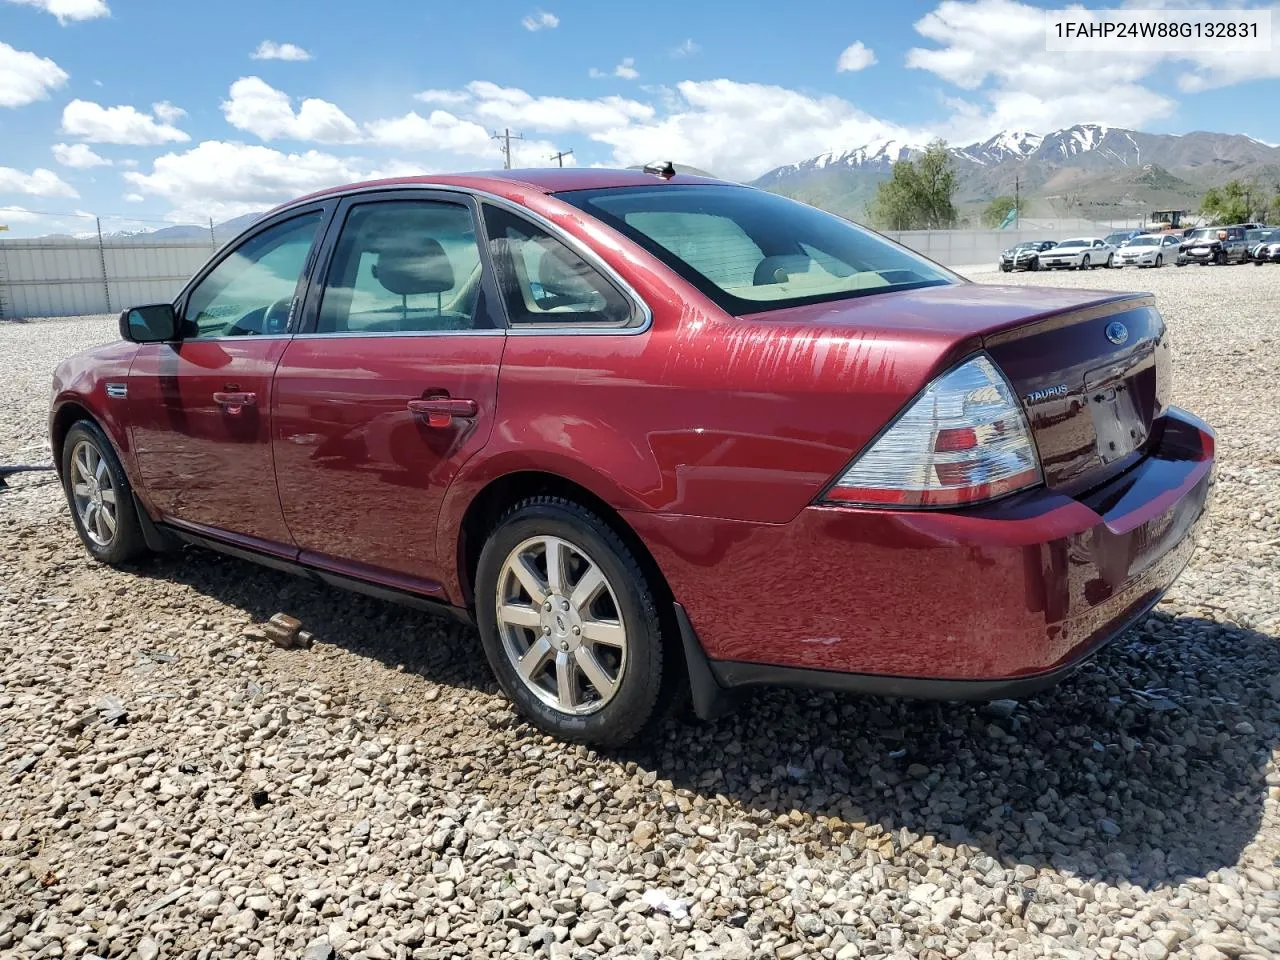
(2, 265, 1278, 960)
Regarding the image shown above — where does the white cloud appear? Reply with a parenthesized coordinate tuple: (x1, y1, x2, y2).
(222, 77, 361, 143)
(462, 81, 655, 134)
(251, 40, 312, 62)
(123, 140, 368, 223)
(901, 0, 1279, 138)
(0, 165, 79, 198)
(5, 0, 109, 23)
(614, 57, 638, 80)
(61, 99, 190, 144)
(0, 205, 43, 224)
(0, 41, 69, 108)
(52, 142, 110, 168)
(670, 38, 700, 58)
(123, 192, 143, 202)
(836, 41, 877, 73)
(521, 10, 558, 30)
(590, 79, 925, 180)
(152, 100, 186, 123)
(365, 110, 493, 155)
(415, 89, 471, 106)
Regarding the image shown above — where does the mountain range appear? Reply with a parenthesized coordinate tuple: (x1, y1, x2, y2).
(752, 123, 1280, 222)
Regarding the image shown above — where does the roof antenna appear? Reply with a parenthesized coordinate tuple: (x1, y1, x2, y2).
(642, 161, 676, 180)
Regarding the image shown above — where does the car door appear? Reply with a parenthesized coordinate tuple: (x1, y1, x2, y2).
(271, 191, 506, 594)
(128, 206, 330, 551)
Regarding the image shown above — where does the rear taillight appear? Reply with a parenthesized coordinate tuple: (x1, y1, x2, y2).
(822, 353, 1042, 508)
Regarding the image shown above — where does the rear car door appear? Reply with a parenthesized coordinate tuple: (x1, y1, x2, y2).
(128, 206, 329, 550)
(271, 191, 506, 594)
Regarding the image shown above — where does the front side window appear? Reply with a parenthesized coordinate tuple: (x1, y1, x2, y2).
(483, 205, 636, 327)
(183, 212, 322, 338)
(317, 200, 486, 334)
(560, 184, 956, 315)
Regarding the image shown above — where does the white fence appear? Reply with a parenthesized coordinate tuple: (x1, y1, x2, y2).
(0, 238, 216, 320)
(0, 225, 1143, 320)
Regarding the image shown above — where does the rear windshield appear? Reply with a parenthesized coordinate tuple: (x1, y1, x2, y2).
(559, 184, 958, 315)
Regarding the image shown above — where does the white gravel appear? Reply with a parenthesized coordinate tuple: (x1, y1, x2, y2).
(2, 265, 1278, 960)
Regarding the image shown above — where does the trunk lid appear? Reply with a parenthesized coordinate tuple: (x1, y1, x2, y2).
(740, 283, 1169, 498)
(982, 297, 1169, 495)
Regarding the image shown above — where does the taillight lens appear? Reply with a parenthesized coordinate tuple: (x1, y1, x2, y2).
(823, 353, 1042, 508)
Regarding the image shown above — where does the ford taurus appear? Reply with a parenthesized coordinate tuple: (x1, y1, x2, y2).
(50, 168, 1215, 746)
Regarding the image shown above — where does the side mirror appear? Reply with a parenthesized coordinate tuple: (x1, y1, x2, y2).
(120, 303, 178, 343)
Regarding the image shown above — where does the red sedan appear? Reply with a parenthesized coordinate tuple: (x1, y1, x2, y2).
(50, 168, 1214, 746)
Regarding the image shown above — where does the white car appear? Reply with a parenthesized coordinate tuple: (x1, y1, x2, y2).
(1038, 237, 1116, 270)
(1112, 233, 1181, 268)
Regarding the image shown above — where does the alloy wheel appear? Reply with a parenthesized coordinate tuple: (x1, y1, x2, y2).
(69, 439, 118, 547)
(494, 535, 628, 715)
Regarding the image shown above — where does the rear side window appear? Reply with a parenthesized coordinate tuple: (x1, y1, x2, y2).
(482, 205, 638, 328)
(317, 200, 487, 334)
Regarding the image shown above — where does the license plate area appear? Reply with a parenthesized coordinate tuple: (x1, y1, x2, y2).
(1086, 353, 1155, 464)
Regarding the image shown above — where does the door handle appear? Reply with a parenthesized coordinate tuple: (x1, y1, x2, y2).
(407, 397, 478, 428)
(213, 391, 257, 415)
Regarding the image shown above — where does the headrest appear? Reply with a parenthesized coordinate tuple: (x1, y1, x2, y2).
(753, 254, 812, 286)
(373, 237, 454, 296)
(538, 246, 593, 294)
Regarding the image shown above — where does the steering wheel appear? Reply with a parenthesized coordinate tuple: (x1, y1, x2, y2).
(263, 296, 293, 334)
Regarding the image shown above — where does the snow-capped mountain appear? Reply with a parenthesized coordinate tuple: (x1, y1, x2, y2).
(752, 123, 1280, 218)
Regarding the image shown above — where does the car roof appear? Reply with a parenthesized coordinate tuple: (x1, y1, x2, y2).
(270, 168, 736, 215)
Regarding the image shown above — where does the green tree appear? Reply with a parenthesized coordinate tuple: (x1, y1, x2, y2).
(1201, 180, 1250, 224)
(869, 141, 958, 230)
(981, 195, 1017, 228)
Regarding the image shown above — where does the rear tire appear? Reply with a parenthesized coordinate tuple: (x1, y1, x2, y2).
(60, 420, 147, 565)
(475, 497, 668, 747)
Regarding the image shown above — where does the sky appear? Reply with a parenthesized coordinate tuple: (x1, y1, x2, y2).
(2, 0, 1279, 237)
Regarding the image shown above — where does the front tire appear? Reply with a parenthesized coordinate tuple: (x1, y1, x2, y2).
(475, 497, 668, 747)
(60, 420, 147, 565)
(1155, 254, 1163, 268)
(1080, 255, 1091, 271)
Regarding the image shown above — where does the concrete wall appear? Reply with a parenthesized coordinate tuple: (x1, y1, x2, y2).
(0, 238, 215, 320)
(0, 224, 1143, 320)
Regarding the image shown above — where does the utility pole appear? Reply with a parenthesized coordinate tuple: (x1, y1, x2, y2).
(491, 128, 525, 170)
(209, 217, 216, 250)
(550, 149, 574, 167)
(1014, 176, 1020, 230)
(95, 217, 111, 313)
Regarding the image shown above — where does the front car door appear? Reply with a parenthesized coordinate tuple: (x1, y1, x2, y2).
(128, 206, 329, 551)
(271, 191, 506, 595)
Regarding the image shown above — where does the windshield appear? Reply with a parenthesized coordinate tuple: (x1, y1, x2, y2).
(559, 184, 958, 314)
(1187, 228, 1217, 240)
(1127, 236, 1159, 246)
(1056, 239, 1090, 248)
(1104, 234, 1131, 245)
(1013, 242, 1042, 251)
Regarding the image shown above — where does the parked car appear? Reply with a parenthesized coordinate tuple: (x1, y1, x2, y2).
(1250, 228, 1280, 264)
(49, 168, 1215, 746)
(1112, 233, 1181, 268)
(1246, 227, 1280, 264)
(1038, 237, 1116, 270)
(998, 239, 1057, 272)
(1103, 229, 1144, 248)
(1177, 225, 1250, 265)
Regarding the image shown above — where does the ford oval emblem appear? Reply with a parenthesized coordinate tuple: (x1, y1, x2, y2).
(1105, 321, 1129, 345)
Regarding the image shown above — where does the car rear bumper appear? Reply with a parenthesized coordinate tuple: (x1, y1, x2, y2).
(629, 406, 1214, 694)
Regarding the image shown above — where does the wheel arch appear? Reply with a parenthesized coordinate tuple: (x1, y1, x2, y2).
(451, 469, 675, 618)
(50, 400, 97, 478)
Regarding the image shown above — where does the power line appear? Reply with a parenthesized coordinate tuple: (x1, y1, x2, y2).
(0, 205, 200, 226)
